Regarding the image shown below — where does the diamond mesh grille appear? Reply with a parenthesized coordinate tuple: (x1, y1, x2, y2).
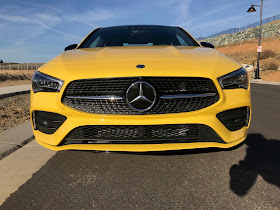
(62, 77, 219, 115)
(62, 124, 224, 145)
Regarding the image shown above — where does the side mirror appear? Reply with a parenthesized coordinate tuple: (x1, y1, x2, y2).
(65, 44, 78, 51)
(200, 42, 215, 49)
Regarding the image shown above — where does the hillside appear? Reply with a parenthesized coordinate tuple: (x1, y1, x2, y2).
(0, 70, 35, 87)
(216, 36, 280, 81)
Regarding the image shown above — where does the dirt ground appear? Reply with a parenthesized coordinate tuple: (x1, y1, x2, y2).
(257, 70, 280, 82)
(217, 36, 280, 55)
(217, 36, 280, 82)
(0, 94, 30, 133)
(216, 36, 280, 66)
(0, 70, 34, 87)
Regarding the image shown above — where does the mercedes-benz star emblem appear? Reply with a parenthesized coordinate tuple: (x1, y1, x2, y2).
(126, 81, 156, 112)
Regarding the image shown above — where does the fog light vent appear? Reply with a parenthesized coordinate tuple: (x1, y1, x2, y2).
(32, 111, 67, 134)
(216, 107, 250, 131)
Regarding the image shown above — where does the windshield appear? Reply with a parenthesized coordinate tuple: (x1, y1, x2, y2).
(79, 26, 199, 48)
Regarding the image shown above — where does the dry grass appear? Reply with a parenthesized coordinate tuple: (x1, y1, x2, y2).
(0, 70, 35, 79)
(0, 69, 35, 74)
(217, 36, 280, 70)
(259, 70, 280, 82)
(217, 36, 280, 54)
(0, 80, 31, 87)
(0, 70, 35, 87)
(260, 49, 277, 60)
(275, 55, 280, 60)
(261, 60, 279, 70)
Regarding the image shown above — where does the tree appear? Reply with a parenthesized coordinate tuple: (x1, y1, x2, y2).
(0, 60, 3, 63)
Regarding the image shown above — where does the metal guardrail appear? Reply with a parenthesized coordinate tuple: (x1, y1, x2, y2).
(196, 14, 280, 41)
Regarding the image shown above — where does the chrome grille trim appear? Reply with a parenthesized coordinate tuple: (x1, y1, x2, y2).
(66, 93, 217, 101)
(160, 93, 217, 99)
(66, 96, 123, 100)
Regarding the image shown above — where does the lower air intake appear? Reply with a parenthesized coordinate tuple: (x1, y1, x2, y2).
(216, 107, 250, 131)
(61, 124, 224, 145)
(33, 111, 67, 134)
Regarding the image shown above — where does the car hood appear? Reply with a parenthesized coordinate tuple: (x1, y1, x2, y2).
(39, 46, 241, 82)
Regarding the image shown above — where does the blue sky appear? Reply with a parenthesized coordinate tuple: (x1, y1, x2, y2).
(0, 0, 279, 63)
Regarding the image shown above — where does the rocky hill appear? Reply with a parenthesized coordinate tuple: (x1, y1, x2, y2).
(201, 20, 280, 47)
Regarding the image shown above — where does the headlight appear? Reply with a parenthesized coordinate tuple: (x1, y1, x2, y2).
(218, 68, 248, 89)
(32, 71, 64, 93)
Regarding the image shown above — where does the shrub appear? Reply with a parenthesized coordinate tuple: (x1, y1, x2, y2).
(275, 55, 280, 60)
(260, 49, 277, 59)
(0, 72, 33, 81)
(262, 61, 279, 70)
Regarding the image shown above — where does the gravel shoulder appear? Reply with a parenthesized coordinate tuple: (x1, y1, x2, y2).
(0, 94, 30, 133)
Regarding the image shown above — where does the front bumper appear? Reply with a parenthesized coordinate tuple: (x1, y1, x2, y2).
(30, 79, 251, 152)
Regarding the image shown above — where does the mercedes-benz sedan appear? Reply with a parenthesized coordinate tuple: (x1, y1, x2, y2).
(31, 25, 251, 152)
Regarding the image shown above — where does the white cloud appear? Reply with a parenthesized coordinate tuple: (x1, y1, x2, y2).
(0, 4, 85, 62)
(158, 0, 193, 27)
(15, 1, 62, 13)
(0, 4, 83, 44)
(64, 9, 115, 28)
(197, 1, 244, 19)
(188, 14, 248, 38)
(0, 3, 117, 62)
(0, 12, 81, 39)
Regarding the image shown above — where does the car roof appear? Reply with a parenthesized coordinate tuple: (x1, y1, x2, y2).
(100, 25, 178, 30)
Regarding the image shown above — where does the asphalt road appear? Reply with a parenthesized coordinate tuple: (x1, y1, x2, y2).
(1, 83, 280, 210)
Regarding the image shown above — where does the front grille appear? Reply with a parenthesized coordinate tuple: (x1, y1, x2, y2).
(60, 124, 224, 145)
(62, 77, 219, 115)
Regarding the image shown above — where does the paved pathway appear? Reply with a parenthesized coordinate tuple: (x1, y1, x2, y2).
(0, 85, 31, 99)
(0, 121, 33, 160)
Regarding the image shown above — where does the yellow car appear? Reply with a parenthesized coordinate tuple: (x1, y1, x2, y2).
(31, 25, 251, 152)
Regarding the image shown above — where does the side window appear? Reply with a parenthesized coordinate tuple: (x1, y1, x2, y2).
(176, 34, 188, 46)
(89, 36, 101, 48)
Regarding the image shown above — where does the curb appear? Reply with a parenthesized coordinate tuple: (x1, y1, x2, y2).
(0, 136, 34, 161)
(250, 80, 280, 86)
(0, 90, 30, 99)
(0, 121, 34, 160)
(0, 85, 31, 99)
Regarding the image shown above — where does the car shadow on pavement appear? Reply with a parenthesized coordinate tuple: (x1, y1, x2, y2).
(230, 133, 280, 196)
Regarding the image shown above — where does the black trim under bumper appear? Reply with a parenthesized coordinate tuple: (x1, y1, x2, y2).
(60, 124, 225, 145)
